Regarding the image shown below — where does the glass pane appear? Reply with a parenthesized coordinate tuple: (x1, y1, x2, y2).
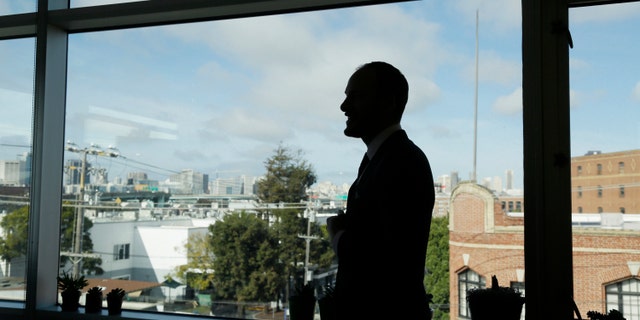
(0, 37, 35, 302)
(63, 1, 524, 318)
(70, 0, 148, 8)
(570, 3, 640, 320)
(0, 1, 36, 15)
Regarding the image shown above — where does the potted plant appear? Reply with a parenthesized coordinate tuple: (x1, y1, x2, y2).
(85, 286, 103, 314)
(288, 282, 316, 320)
(317, 283, 335, 320)
(586, 309, 626, 320)
(106, 287, 125, 315)
(57, 271, 88, 312)
(466, 275, 525, 320)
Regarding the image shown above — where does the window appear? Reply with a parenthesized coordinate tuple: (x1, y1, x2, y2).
(0, 37, 35, 302)
(598, 185, 603, 198)
(114, 244, 130, 261)
(606, 278, 640, 320)
(458, 269, 485, 319)
(619, 162, 625, 174)
(578, 165, 582, 175)
(1, 0, 627, 319)
(578, 207, 583, 213)
(569, 2, 640, 319)
(511, 282, 526, 320)
(578, 186, 582, 198)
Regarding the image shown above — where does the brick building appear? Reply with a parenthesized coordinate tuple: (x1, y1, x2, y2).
(572, 150, 640, 214)
(449, 181, 640, 320)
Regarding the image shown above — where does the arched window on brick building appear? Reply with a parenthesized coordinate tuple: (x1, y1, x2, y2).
(605, 278, 640, 320)
(458, 269, 485, 319)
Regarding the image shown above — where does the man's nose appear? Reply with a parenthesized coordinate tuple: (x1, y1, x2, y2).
(340, 99, 348, 112)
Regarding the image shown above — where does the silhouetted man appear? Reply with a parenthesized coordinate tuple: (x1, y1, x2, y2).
(327, 61, 435, 320)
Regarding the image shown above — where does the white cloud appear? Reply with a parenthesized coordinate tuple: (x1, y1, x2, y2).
(570, 3, 640, 24)
(492, 87, 522, 115)
(633, 82, 640, 102)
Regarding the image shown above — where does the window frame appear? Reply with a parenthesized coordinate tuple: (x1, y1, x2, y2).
(0, 0, 634, 319)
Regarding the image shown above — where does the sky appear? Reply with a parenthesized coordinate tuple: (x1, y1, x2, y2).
(1, 0, 640, 191)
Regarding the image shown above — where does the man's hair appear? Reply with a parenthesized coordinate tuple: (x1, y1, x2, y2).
(358, 61, 409, 119)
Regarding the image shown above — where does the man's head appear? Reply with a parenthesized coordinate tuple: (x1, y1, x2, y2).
(340, 61, 408, 143)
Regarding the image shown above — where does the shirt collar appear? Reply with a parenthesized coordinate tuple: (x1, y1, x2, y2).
(366, 123, 402, 160)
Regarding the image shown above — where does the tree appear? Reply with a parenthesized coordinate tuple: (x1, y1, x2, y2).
(174, 232, 215, 291)
(59, 203, 103, 275)
(256, 143, 317, 204)
(424, 215, 450, 320)
(209, 211, 282, 316)
(255, 144, 334, 303)
(0, 203, 103, 276)
(0, 205, 28, 275)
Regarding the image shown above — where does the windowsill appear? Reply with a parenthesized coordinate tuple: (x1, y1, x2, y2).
(0, 303, 236, 320)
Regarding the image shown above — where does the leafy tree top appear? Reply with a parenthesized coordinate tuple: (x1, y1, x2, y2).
(256, 143, 317, 204)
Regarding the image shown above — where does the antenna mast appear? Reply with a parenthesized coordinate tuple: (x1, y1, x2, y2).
(472, 9, 479, 182)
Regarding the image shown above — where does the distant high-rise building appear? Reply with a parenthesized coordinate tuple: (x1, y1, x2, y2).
(17, 151, 31, 186)
(65, 159, 91, 185)
(436, 174, 451, 193)
(127, 172, 148, 184)
(169, 169, 207, 194)
(0, 160, 20, 185)
(450, 171, 460, 189)
(505, 169, 514, 190)
(492, 176, 503, 192)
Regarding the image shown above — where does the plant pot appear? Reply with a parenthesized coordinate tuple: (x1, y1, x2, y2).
(467, 291, 525, 320)
(107, 297, 123, 315)
(85, 292, 103, 314)
(288, 295, 316, 320)
(318, 297, 335, 320)
(61, 290, 82, 312)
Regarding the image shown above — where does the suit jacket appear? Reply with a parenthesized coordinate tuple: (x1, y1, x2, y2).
(334, 130, 435, 320)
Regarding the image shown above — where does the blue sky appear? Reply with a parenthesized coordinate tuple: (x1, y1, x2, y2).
(1, 0, 640, 190)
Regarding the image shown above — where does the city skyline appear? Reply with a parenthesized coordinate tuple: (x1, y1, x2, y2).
(2, 1, 640, 191)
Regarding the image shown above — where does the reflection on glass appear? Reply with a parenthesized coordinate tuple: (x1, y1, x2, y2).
(0, 38, 35, 302)
(60, 2, 526, 318)
(570, 3, 640, 319)
(0, 1, 36, 15)
(70, 0, 148, 9)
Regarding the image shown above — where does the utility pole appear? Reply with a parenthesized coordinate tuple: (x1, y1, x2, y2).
(298, 205, 319, 285)
(63, 141, 119, 277)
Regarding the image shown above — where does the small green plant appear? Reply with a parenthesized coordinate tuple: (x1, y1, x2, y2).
(466, 275, 525, 320)
(106, 288, 125, 300)
(56, 271, 88, 293)
(87, 286, 102, 295)
(586, 309, 626, 320)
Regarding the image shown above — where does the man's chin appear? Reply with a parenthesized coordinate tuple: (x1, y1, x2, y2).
(343, 128, 360, 138)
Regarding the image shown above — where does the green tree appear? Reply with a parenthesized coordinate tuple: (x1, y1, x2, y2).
(59, 204, 103, 275)
(0, 205, 29, 275)
(255, 144, 329, 294)
(424, 215, 450, 320)
(256, 143, 317, 204)
(0, 203, 102, 276)
(175, 232, 215, 291)
(209, 212, 282, 316)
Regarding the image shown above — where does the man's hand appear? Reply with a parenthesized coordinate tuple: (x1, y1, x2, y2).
(327, 210, 346, 241)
